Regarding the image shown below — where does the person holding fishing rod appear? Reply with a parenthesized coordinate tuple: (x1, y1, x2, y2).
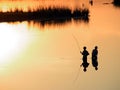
(80, 46, 89, 72)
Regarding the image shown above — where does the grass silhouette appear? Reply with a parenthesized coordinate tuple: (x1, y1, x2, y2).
(0, 7, 89, 22)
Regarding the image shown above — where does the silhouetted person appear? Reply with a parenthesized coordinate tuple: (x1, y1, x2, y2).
(92, 46, 98, 70)
(80, 46, 89, 72)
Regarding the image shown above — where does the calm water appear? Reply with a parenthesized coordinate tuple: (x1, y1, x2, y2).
(0, 0, 120, 90)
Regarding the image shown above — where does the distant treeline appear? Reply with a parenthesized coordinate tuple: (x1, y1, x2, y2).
(0, 7, 89, 22)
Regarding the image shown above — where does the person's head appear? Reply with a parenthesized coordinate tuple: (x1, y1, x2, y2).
(95, 46, 98, 49)
(83, 46, 86, 50)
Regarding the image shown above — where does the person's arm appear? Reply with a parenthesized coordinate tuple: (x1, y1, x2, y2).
(80, 51, 82, 54)
(88, 51, 89, 55)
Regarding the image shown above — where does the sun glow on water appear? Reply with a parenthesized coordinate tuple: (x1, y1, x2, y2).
(0, 23, 32, 67)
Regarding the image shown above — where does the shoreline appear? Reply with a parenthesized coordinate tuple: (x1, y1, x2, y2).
(0, 7, 89, 22)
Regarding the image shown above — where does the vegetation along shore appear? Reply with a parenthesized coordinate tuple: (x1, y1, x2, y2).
(0, 7, 89, 22)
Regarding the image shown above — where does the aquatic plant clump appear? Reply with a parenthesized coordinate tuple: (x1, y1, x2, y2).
(113, 0, 120, 6)
(0, 7, 89, 22)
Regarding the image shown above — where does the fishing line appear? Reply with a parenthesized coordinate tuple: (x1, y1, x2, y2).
(72, 66, 81, 84)
(71, 34, 82, 84)
(72, 34, 80, 51)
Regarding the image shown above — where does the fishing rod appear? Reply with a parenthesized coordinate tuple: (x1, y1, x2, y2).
(73, 66, 81, 84)
(72, 34, 82, 83)
(72, 34, 80, 51)
(72, 34, 83, 64)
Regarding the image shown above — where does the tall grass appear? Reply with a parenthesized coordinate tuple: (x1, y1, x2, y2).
(0, 7, 89, 22)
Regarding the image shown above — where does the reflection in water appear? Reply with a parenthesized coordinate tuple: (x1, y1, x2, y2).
(0, 22, 33, 68)
(32, 18, 72, 28)
(80, 46, 99, 72)
(80, 46, 89, 72)
(80, 61, 89, 72)
(29, 17, 89, 28)
(92, 46, 98, 70)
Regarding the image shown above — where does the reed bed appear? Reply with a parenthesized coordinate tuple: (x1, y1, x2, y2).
(0, 7, 89, 22)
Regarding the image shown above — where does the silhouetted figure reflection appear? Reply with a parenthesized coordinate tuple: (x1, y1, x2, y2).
(89, 0, 93, 6)
(80, 46, 89, 72)
(92, 46, 98, 70)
